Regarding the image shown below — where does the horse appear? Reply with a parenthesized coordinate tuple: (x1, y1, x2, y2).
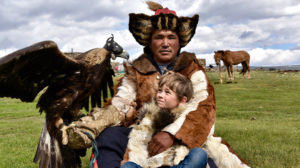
(214, 50, 250, 83)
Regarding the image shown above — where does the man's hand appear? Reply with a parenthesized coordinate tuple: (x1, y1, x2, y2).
(147, 131, 174, 157)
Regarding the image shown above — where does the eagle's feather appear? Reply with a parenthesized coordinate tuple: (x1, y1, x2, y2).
(146, 1, 163, 11)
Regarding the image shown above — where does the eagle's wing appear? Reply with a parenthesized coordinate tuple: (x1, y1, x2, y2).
(74, 48, 115, 111)
(87, 67, 114, 110)
(0, 41, 88, 168)
(0, 40, 118, 121)
(0, 40, 82, 102)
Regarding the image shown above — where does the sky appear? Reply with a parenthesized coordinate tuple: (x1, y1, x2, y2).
(1, 0, 300, 66)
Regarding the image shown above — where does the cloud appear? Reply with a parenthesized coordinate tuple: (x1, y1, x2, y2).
(249, 48, 300, 66)
(1, 0, 300, 66)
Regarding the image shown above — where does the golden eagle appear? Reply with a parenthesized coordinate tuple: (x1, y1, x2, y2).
(0, 34, 129, 168)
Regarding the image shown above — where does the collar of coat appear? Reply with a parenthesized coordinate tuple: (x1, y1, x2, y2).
(132, 51, 197, 74)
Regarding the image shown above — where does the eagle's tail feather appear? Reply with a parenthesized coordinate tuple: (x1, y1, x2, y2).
(33, 121, 63, 168)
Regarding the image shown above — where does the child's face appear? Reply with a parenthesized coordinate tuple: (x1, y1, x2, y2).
(156, 85, 181, 109)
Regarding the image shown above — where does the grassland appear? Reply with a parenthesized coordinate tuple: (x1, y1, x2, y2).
(0, 70, 299, 168)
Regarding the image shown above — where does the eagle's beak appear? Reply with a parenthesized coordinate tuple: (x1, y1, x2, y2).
(116, 51, 129, 60)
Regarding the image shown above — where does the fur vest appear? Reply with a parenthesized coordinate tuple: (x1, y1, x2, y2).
(122, 101, 189, 167)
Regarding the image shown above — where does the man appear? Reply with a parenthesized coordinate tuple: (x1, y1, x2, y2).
(95, 1, 216, 168)
(66, 1, 250, 168)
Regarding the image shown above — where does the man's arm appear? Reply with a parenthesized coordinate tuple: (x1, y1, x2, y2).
(111, 75, 137, 114)
(60, 65, 138, 149)
(162, 69, 216, 148)
(147, 68, 215, 156)
(147, 131, 174, 157)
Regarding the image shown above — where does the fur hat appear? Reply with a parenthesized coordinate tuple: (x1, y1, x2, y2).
(129, 1, 199, 48)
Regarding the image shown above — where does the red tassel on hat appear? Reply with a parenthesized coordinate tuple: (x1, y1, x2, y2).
(155, 8, 177, 15)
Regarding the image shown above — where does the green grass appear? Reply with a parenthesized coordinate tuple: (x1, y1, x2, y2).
(208, 70, 300, 168)
(0, 71, 299, 167)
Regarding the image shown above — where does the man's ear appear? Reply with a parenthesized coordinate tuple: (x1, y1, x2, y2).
(179, 96, 187, 105)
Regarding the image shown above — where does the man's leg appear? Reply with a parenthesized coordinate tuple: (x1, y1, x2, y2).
(208, 158, 218, 168)
(171, 148, 208, 168)
(96, 126, 131, 168)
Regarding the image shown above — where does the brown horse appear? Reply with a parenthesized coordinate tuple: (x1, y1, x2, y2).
(214, 50, 250, 83)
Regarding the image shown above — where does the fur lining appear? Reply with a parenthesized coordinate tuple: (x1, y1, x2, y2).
(175, 81, 216, 149)
(124, 101, 189, 167)
(132, 52, 197, 75)
(111, 75, 137, 113)
(132, 54, 157, 74)
(135, 72, 160, 109)
(203, 136, 250, 168)
(173, 51, 197, 72)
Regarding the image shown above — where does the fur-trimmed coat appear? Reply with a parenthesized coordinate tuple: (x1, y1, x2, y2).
(111, 51, 250, 168)
(112, 51, 216, 148)
(122, 102, 190, 167)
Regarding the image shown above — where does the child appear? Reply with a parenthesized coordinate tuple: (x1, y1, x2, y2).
(121, 71, 207, 168)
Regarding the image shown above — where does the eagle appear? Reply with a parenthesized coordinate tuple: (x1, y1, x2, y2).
(0, 34, 129, 168)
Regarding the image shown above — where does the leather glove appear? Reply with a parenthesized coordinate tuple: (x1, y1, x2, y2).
(60, 105, 124, 149)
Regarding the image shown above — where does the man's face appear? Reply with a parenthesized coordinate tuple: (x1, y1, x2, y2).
(150, 30, 180, 64)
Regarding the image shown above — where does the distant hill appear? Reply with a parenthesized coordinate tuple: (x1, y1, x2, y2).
(224, 65, 300, 71)
(250, 65, 300, 71)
